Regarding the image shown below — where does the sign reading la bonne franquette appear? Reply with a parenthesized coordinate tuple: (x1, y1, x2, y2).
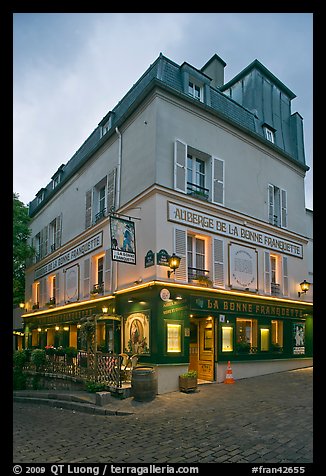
(35, 232, 103, 279)
(168, 202, 303, 258)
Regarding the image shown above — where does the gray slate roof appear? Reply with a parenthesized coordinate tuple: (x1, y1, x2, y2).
(29, 53, 307, 217)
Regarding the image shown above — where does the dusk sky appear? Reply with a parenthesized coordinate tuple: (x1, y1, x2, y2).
(13, 13, 313, 210)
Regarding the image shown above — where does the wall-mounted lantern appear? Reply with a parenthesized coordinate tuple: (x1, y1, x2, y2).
(298, 280, 311, 297)
(167, 253, 181, 278)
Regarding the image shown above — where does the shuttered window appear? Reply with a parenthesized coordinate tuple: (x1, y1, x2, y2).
(282, 256, 289, 296)
(104, 249, 112, 293)
(83, 258, 90, 298)
(213, 238, 224, 287)
(107, 168, 116, 214)
(85, 190, 93, 229)
(264, 251, 271, 294)
(173, 227, 187, 282)
(268, 184, 287, 228)
(174, 140, 187, 193)
(212, 157, 224, 205)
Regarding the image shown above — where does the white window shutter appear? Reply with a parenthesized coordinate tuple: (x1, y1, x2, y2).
(83, 258, 90, 298)
(174, 227, 187, 282)
(40, 278, 47, 307)
(104, 249, 112, 293)
(174, 140, 187, 193)
(213, 238, 224, 287)
(212, 157, 224, 205)
(85, 190, 93, 229)
(55, 214, 62, 249)
(107, 168, 116, 214)
(281, 189, 288, 228)
(282, 256, 289, 296)
(55, 272, 60, 305)
(264, 251, 271, 294)
(268, 184, 274, 224)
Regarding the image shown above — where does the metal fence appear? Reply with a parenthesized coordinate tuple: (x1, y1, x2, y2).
(23, 351, 123, 388)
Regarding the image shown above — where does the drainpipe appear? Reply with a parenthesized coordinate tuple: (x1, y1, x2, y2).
(115, 127, 122, 210)
(114, 127, 122, 292)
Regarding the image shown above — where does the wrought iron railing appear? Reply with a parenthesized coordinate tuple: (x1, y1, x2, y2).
(22, 351, 123, 388)
(187, 182, 209, 200)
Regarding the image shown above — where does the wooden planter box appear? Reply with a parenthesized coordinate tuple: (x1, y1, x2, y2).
(179, 376, 197, 393)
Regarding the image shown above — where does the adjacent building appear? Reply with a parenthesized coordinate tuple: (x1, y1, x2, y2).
(22, 52, 313, 393)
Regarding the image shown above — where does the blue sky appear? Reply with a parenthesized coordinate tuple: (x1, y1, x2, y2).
(13, 12, 313, 209)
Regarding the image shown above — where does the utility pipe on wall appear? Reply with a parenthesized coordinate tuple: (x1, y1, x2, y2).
(115, 127, 122, 210)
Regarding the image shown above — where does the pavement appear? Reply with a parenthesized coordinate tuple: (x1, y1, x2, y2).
(13, 367, 313, 464)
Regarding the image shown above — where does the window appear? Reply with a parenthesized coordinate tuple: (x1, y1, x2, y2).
(166, 323, 182, 353)
(187, 154, 208, 200)
(264, 252, 288, 296)
(34, 233, 41, 262)
(97, 256, 104, 287)
(174, 140, 224, 204)
(187, 235, 208, 281)
(188, 81, 202, 101)
(268, 184, 287, 228)
(49, 275, 56, 304)
(271, 320, 283, 351)
(222, 326, 233, 352)
(260, 328, 270, 351)
(52, 175, 60, 189)
(264, 126, 275, 143)
(236, 318, 258, 352)
(33, 282, 40, 308)
(49, 219, 57, 252)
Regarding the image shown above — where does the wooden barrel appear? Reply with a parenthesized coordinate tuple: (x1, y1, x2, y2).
(131, 367, 157, 401)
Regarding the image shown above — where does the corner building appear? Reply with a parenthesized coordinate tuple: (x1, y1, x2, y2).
(23, 53, 313, 393)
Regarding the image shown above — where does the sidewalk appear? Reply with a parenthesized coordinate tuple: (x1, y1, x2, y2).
(13, 366, 313, 416)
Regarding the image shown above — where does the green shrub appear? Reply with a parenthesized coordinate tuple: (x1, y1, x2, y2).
(30, 349, 46, 369)
(13, 368, 27, 390)
(84, 381, 108, 393)
(13, 350, 27, 369)
(64, 347, 78, 358)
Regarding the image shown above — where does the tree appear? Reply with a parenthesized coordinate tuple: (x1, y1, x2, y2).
(13, 193, 34, 307)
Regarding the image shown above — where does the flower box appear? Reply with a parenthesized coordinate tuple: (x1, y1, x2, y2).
(179, 371, 198, 393)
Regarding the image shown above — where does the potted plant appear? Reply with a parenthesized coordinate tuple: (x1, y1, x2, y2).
(64, 346, 78, 364)
(236, 341, 251, 354)
(179, 370, 198, 393)
(192, 275, 213, 287)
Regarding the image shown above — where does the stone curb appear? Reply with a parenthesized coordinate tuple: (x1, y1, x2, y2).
(13, 395, 133, 416)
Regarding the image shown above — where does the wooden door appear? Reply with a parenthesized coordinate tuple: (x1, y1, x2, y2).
(198, 318, 214, 381)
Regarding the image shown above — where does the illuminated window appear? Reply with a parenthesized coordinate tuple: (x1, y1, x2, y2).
(222, 326, 233, 352)
(260, 328, 270, 351)
(167, 323, 182, 353)
(236, 318, 258, 351)
(271, 320, 283, 350)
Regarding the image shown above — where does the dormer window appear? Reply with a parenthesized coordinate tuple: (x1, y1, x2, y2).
(36, 189, 45, 204)
(51, 164, 64, 190)
(52, 175, 61, 189)
(188, 80, 203, 101)
(263, 125, 275, 144)
(101, 112, 114, 137)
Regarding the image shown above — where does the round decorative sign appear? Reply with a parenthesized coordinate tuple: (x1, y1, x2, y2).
(160, 288, 171, 301)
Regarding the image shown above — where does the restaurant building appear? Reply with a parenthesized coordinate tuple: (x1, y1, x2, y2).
(22, 52, 313, 394)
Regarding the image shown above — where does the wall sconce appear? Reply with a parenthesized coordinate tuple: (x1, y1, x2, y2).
(167, 253, 181, 278)
(102, 306, 108, 314)
(19, 302, 25, 309)
(298, 280, 311, 297)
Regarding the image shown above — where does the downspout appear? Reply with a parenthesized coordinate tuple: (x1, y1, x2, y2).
(114, 127, 122, 292)
(115, 127, 122, 210)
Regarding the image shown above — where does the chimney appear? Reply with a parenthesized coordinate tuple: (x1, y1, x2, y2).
(201, 54, 226, 89)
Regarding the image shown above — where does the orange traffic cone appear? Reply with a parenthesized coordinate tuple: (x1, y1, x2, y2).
(224, 361, 235, 384)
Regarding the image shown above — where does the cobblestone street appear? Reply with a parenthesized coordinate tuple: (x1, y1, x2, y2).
(13, 368, 313, 464)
